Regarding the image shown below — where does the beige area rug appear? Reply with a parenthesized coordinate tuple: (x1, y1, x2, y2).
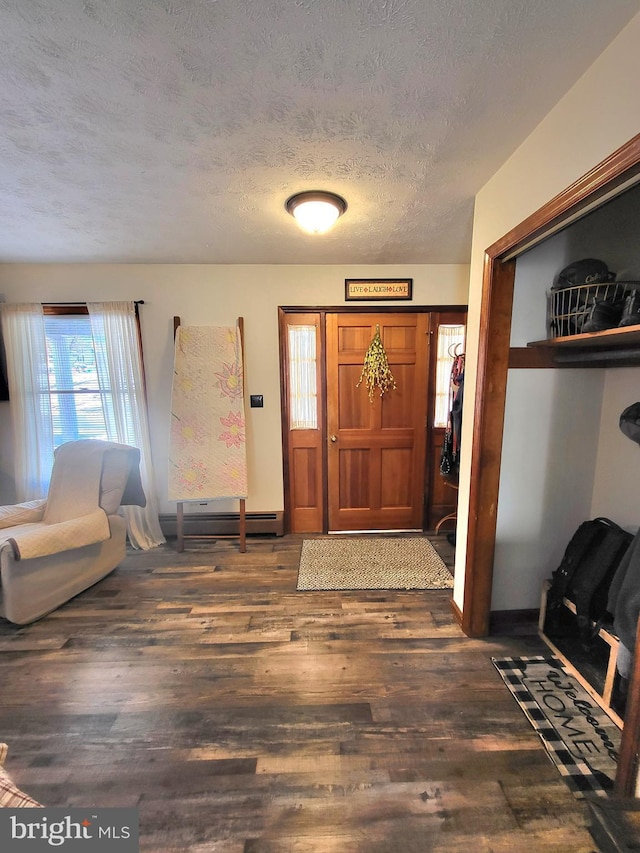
(297, 537, 453, 591)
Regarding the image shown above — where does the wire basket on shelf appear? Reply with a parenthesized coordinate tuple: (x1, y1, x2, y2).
(547, 281, 640, 338)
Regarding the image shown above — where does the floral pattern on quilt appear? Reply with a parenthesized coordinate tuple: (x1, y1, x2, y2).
(168, 326, 248, 501)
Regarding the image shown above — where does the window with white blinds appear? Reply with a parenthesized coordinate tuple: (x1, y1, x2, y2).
(44, 314, 112, 447)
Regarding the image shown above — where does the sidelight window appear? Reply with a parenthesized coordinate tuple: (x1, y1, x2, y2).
(434, 324, 465, 428)
(288, 325, 318, 430)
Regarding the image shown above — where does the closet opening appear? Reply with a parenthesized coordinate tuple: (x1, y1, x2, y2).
(462, 132, 640, 641)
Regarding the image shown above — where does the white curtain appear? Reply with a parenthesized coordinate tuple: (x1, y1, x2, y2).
(87, 301, 165, 549)
(0, 303, 54, 499)
(0, 301, 165, 550)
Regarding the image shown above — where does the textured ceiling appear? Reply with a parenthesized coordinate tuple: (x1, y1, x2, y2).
(1, 0, 638, 265)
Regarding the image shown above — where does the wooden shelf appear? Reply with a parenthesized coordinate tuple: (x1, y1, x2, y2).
(529, 324, 640, 349)
(525, 324, 640, 367)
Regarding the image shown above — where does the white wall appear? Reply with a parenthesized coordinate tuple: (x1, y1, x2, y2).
(593, 368, 640, 528)
(0, 263, 469, 513)
(494, 369, 604, 610)
(492, 237, 605, 610)
(455, 9, 640, 613)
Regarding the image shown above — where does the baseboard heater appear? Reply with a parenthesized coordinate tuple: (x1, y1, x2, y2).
(159, 511, 284, 538)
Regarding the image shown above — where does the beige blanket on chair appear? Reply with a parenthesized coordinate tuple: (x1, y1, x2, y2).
(0, 439, 145, 560)
(1, 511, 111, 561)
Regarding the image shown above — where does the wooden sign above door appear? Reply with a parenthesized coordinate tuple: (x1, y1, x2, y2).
(345, 278, 413, 301)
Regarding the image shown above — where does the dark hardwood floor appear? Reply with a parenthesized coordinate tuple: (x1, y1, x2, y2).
(0, 535, 599, 851)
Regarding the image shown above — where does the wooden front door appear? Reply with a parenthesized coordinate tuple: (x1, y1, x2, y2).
(326, 312, 430, 531)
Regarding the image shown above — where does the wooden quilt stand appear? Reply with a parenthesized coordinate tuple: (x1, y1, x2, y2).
(172, 315, 246, 553)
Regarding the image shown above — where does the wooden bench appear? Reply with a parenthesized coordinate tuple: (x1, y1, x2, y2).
(539, 578, 624, 728)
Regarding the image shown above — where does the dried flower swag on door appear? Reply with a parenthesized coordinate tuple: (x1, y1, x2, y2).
(356, 324, 397, 401)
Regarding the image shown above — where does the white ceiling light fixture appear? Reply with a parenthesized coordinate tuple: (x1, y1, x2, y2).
(285, 191, 347, 234)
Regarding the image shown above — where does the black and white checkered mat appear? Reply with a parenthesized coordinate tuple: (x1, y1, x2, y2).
(492, 655, 620, 798)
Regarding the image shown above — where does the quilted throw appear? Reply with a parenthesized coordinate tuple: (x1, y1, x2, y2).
(168, 325, 248, 501)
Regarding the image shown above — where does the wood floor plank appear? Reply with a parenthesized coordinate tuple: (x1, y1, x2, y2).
(0, 536, 599, 851)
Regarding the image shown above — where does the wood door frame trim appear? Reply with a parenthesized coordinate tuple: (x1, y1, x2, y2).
(279, 304, 468, 534)
(280, 305, 466, 314)
(277, 308, 292, 530)
(278, 309, 326, 535)
(463, 255, 515, 637)
(463, 131, 640, 639)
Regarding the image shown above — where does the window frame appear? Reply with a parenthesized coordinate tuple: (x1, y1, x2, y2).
(42, 303, 147, 448)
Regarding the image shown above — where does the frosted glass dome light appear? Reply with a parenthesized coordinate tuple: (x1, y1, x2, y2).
(285, 191, 347, 234)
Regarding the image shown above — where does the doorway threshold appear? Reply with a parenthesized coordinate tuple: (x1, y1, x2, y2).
(327, 529, 423, 535)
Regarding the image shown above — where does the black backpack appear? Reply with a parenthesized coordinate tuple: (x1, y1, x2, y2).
(545, 517, 633, 648)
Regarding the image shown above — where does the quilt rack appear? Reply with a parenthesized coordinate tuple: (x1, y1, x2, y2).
(172, 315, 247, 553)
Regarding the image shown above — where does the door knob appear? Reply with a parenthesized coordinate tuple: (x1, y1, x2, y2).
(330, 434, 338, 443)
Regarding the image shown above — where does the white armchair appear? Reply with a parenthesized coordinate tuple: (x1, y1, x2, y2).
(0, 439, 146, 625)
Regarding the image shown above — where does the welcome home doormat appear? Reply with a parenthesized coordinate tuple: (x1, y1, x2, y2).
(492, 656, 620, 798)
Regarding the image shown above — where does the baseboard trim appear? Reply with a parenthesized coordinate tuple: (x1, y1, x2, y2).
(489, 608, 539, 636)
(159, 511, 284, 538)
(450, 598, 463, 628)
